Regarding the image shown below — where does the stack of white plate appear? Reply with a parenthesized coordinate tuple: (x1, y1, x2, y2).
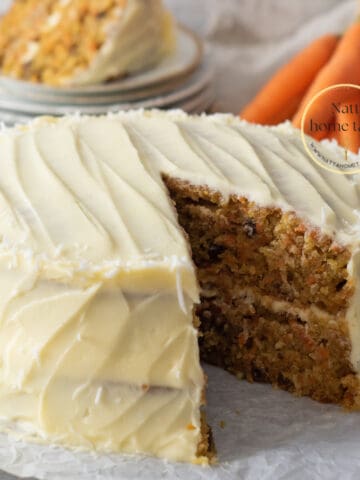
(0, 25, 214, 125)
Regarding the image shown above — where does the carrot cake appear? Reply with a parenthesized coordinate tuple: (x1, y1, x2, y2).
(0, 110, 358, 463)
(0, 0, 175, 86)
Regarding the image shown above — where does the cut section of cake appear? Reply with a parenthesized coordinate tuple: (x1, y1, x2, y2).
(158, 114, 360, 408)
(0, 111, 359, 463)
(0, 0, 175, 86)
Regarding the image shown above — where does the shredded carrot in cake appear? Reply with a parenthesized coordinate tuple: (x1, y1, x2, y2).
(187, 424, 196, 431)
(0, 0, 127, 84)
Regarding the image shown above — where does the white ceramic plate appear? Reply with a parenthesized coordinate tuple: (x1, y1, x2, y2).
(0, 85, 215, 125)
(0, 25, 203, 97)
(0, 59, 213, 108)
(0, 110, 32, 125)
(2, 74, 191, 106)
(173, 85, 215, 113)
(0, 62, 214, 116)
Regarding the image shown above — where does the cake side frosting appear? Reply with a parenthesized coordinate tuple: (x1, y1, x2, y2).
(0, 256, 203, 460)
(70, 0, 175, 86)
(0, 111, 207, 461)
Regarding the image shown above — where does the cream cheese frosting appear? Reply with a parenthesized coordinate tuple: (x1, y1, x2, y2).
(0, 110, 360, 461)
(68, 0, 175, 86)
(0, 271, 203, 460)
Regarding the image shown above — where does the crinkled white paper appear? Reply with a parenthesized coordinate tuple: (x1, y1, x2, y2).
(1, 364, 360, 480)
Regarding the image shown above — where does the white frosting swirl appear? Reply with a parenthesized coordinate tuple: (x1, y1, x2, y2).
(68, 0, 175, 86)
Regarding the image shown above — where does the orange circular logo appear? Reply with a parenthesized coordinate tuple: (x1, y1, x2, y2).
(301, 83, 360, 174)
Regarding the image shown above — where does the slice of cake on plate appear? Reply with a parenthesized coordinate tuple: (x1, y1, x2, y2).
(0, 110, 358, 463)
(0, 0, 175, 86)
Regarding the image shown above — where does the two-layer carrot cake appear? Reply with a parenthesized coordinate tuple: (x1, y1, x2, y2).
(0, 110, 358, 463)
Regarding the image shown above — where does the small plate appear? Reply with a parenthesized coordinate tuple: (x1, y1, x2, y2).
(0, 25, 203, 97)
(0, 61, 214, 116)
(0, 84, 215, 125)
(0, 90, 215, 126)
(0, 110, 32, 125)
(0, 58, 212, 107)
(173, 85, 215, 113)
(1, 74, 192, 106)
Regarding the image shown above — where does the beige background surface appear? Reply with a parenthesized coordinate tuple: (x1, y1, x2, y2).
(166, 0, 357, 112)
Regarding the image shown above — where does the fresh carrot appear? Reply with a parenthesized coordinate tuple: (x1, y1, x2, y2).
(326, 128, 338, 142)
(336, 102, 360, 154)
(268, 92, 305, 125)
(239, 34, 339, 125)
(293, 22, 360, 130)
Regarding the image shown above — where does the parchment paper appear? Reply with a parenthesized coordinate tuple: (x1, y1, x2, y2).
(1, 364, 360, 480)
(0, 1, 360, 479)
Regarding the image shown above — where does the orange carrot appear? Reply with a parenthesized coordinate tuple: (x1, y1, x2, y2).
(326, 128, 338, 142)
(336, 102, 360, 153)
(239, 34, 339, 125)
(293, 22, 360, 130)
(268, 92, 305, 125)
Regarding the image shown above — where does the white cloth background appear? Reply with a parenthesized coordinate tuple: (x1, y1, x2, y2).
(165, 0, 357, 113)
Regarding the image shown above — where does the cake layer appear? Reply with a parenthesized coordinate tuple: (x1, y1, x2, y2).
(0, 0, 174, 86)
(165, 177, 353, 316)
(199, 290, 356, 406)
(165, 173, 360, 407)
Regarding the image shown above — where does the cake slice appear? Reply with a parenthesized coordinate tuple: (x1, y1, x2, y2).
(0, 0, 175, 86)
(0, 111, 359, 464)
